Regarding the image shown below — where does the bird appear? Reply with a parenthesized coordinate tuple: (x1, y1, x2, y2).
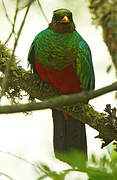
(28, 8, 95, 158)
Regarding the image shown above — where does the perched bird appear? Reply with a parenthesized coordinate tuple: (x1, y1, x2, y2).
(28, 9, 95, 157)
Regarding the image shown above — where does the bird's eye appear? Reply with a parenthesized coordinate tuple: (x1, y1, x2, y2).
(53, 14, 72, 22)
(67, 14, 72, 20)
(53, 14, 61, 21)
(56, 16, 63, 22)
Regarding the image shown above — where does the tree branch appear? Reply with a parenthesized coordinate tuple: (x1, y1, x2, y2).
(0, 82, 116, 114)
(88, 0, 117, 72)
(0, 41, 117, 145)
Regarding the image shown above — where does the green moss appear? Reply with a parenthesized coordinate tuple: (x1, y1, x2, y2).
(88, 0, 117, 70)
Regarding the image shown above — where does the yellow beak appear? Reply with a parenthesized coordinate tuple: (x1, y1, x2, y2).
(60, 16, 70, 23)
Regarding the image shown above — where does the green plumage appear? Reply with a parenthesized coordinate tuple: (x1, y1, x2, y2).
(28, 9, 95, 157)
(28, 28, 95, 90)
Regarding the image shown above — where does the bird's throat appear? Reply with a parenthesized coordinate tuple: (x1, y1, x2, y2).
(49, 22, 75, 33)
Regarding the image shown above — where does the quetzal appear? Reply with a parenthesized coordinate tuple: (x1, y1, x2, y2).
(28, 9, 95, 156)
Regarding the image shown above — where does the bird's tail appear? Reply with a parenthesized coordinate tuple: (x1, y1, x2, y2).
(52, 109, 87, 156)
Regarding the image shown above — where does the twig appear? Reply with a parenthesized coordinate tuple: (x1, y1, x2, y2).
(2, 0, 18, 44)
(0, 3, 31, 102)
(0, 150, 50, 176)
(37, 0, 49, 24)
(18, 0, 36, 9)
(0, 172, 15, 180)
(4, 0, 19, 44)
(18, 0, 49, 24)
(2, 0, 13, 26)
(0, 150, 36, 167)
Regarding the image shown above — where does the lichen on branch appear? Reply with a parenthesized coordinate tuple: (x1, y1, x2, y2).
(88, 0, 117, 71)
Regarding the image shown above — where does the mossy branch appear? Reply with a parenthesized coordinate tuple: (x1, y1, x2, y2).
(0, 42, 117, 145)
(0, 82, 117, 114)
(88, 0, 117, 72)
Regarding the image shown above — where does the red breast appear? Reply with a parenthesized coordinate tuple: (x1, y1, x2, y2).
(34, 59, 82, 94)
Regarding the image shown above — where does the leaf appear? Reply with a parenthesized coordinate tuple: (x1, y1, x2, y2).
(36, 174, 47, 180)
(90, 154, 98, 166)
(87, 166, 112, 180)
(110, 144, 117, 161)
(40, 163, 51, 173)
(55, 149, 87, 169)
(36, 163, 67, 180)
(106, 65, 112, 73)
(99, 155, 109, 169)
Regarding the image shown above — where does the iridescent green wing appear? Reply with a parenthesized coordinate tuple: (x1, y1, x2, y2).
(76, 39, 95, 90)
(28, 41, 37, 73)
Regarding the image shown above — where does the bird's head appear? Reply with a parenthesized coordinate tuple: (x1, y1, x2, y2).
(49, 9, 75, 33)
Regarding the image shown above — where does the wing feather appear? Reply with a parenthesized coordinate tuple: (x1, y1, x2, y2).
(28, 42, 37, 73)
(76, 40, 95, 90)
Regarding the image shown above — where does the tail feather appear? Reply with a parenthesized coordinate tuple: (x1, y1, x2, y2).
(52, 109, 87, 155)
